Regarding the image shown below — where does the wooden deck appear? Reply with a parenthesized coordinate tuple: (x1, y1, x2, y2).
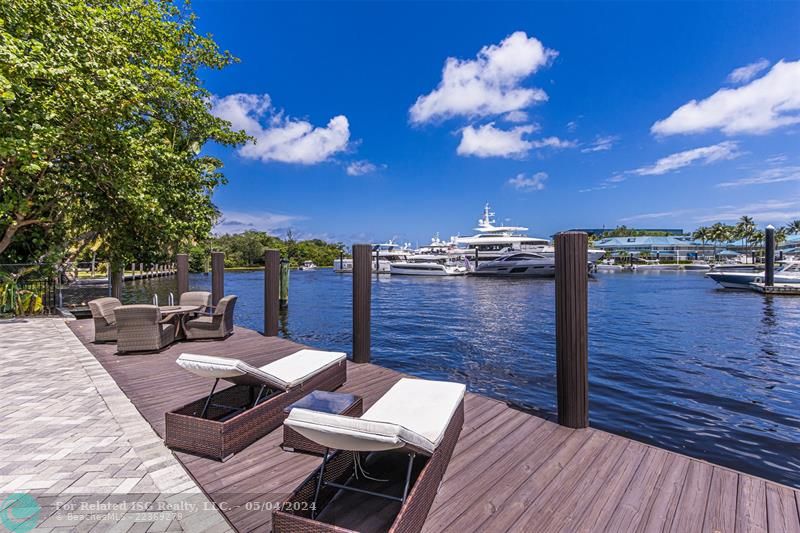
(68, 321, 800, 533)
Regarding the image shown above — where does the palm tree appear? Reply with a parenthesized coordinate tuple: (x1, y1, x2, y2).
(736, 216, 756, 256)
(709, 222, 728, 260)
(692, 226, 712, 260)
(786, 219, 800, 235)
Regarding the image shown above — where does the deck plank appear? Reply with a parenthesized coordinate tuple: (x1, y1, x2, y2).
(66, 320, 799, 533)
(702, 467, 738, 533)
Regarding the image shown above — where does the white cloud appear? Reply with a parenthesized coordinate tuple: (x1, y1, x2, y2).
(727, 58, 770, 84)
(619, 209, 691, 223)
(717, 165, 800, 188)
(566, 120, 579, 132)
(618, 199, 800, 225)
(409, 31, 557, 124)
(694, 199, 800, 223)
(456, 123, 574, 158)
(457, 123, 536, 158)
(632, 141, 740, 176)
(503, 110, 530, 123)
(211, 93, 350, 164)
(346, 160, 381, 176)
(508, 172, 547, 191)
(652, 59, 800, 136)
(581, 135, 619, 153)
(530, 136, 576, 149)
(214, 210, 306, 235)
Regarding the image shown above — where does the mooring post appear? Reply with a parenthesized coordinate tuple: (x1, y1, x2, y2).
(264, 249, 280, 336)
(765, 225, 775, 287)
(211, 252, 225, 306)
(110, 266, 123, 300)
(555, 232, 589, 429)
(474, 249, 479, 270)
(374, 247, 380, 274)
(279, 258, 289, 309)
(176, 254, 189, 296)
(353, 244, 372, 363)
(339, 251, 344, 272)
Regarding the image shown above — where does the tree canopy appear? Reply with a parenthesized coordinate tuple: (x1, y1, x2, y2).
(194, 231, 346, 271)
(0, 0, 247, 268)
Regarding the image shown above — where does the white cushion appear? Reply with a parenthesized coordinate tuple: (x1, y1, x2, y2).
(177, 353, 286, 390)
(176, 349, 345, 390)
(258, 349, 346, 389)
(285, 378, 465, 455)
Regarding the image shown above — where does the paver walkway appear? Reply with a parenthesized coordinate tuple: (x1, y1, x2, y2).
(0, 318, 231, 532)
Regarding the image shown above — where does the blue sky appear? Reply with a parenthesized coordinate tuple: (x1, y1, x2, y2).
(195, 1, 800, 244)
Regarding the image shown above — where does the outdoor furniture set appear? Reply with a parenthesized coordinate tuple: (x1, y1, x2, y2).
(87, 291, 236, 353)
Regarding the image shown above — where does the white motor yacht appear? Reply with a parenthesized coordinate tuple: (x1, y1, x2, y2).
(455, 204, 605, 263)
(706, 260, 800, 289)
(390, 254, 469, 276)
(472, 251, 556, 278)
(298, 260, 317, 271)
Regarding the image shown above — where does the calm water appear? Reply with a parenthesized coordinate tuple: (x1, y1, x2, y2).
(124, 269, 800, 488)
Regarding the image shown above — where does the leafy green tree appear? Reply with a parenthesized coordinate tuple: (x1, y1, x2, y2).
(0, 0, 248, 269)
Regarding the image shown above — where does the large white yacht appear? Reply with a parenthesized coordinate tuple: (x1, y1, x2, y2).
(455, 204, 605, 263)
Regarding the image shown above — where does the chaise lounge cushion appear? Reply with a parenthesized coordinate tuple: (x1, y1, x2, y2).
(285, 378, 466, 455)
(259, 349, 346, 389)
(176, 349, 346, 391)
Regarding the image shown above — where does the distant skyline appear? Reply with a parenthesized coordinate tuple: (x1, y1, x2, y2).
(196, 1, 800, 244)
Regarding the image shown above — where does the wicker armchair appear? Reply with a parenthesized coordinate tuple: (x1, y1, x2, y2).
(88, 297, 121, 343)
(115, 305, 176, 354)
(184, 295, 237, 341)
(179, 291, 212, 312)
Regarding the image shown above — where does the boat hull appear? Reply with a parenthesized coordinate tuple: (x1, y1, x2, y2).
(389, 263, 467, 276)
(472, 264, 556, 278)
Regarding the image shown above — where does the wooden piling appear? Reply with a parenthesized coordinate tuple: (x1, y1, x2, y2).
(176, 254, 189, 296)
(110, 266, 123, 300)
(352, 244, 372, 363)
(264, 249, 280, 337)
(555, 232, 589, 429)
(765, 225, 775, 287)
(279, 258, 289, 309)
(211, 252, 225, 306)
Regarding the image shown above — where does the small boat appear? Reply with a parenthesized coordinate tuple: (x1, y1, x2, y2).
(298, 261, 317, 271)
(705, 260, 800, 289)
(472, 252, 556, 278)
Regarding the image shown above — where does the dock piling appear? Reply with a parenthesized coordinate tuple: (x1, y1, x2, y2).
(264, 249, 280, 336)
(353, 244, 372, 363)
(110, 266, 122, 299)
(765, 225, 775, 287)
(176, 254, 189, 296)
(279, 259, 289, 309)
(555, 231, 589, 429)
(211, 252, 225, 306)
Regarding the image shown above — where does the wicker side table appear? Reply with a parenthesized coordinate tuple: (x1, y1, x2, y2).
(282, 390, 363, 455)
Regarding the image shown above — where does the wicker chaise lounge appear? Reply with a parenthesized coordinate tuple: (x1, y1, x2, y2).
(183, 295, 236, 340)
(88, 297, 121, 343)
(273, 378, 466, 533)
(115, 305, 176, 354)
(165, 349, 347, 460)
